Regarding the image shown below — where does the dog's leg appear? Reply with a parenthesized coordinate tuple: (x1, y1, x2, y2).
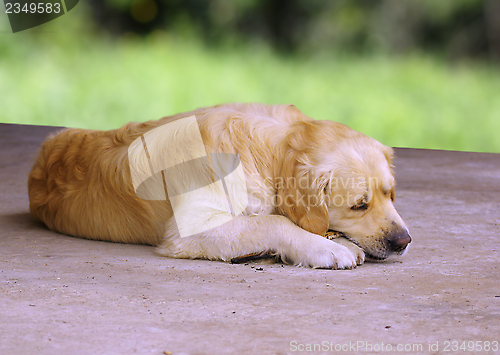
(157, 215, 364, 269)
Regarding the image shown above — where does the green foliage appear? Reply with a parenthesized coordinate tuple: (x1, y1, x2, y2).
(86, 0, 497, 59)
(0, 5, 499, 153)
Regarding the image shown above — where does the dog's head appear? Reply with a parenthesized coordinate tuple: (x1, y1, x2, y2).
(277, 120, 411, 260)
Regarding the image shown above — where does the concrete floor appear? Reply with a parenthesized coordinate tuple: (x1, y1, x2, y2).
(1, 123, 499, 355)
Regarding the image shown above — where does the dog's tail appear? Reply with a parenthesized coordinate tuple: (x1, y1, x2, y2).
(28, 128, 93, 228)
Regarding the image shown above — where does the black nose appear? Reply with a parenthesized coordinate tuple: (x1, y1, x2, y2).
(388, 228, 412, 252)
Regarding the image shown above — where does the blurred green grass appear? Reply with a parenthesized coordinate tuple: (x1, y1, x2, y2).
(1, 18, 499, 153)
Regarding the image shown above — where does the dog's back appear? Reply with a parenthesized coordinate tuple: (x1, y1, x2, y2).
(27, 103, 310, 245)
(28, 126, 173, 245)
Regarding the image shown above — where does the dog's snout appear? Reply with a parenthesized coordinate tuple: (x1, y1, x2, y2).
(387, 227, 412, 252)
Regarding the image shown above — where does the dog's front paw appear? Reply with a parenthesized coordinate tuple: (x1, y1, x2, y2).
(331, 237, 365, 266)
(287, 236, 359, 269)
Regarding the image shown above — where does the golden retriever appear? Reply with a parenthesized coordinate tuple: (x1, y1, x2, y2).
(28, 103, 411, 269)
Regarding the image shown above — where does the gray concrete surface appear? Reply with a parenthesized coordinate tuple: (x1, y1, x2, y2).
(1, 123, 499, 355)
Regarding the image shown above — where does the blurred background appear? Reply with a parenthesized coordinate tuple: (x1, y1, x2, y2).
(1, 0, 499, 152)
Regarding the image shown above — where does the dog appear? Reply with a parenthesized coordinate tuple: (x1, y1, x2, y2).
(28, 103, 411, 269)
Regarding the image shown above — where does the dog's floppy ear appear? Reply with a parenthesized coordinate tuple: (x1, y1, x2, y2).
(276, 123, 329, 236)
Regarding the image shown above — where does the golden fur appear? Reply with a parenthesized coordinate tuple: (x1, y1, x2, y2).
(28, 103, 411, 269)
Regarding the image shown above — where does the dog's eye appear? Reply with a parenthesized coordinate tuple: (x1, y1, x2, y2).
(350, 202, 368, 211)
